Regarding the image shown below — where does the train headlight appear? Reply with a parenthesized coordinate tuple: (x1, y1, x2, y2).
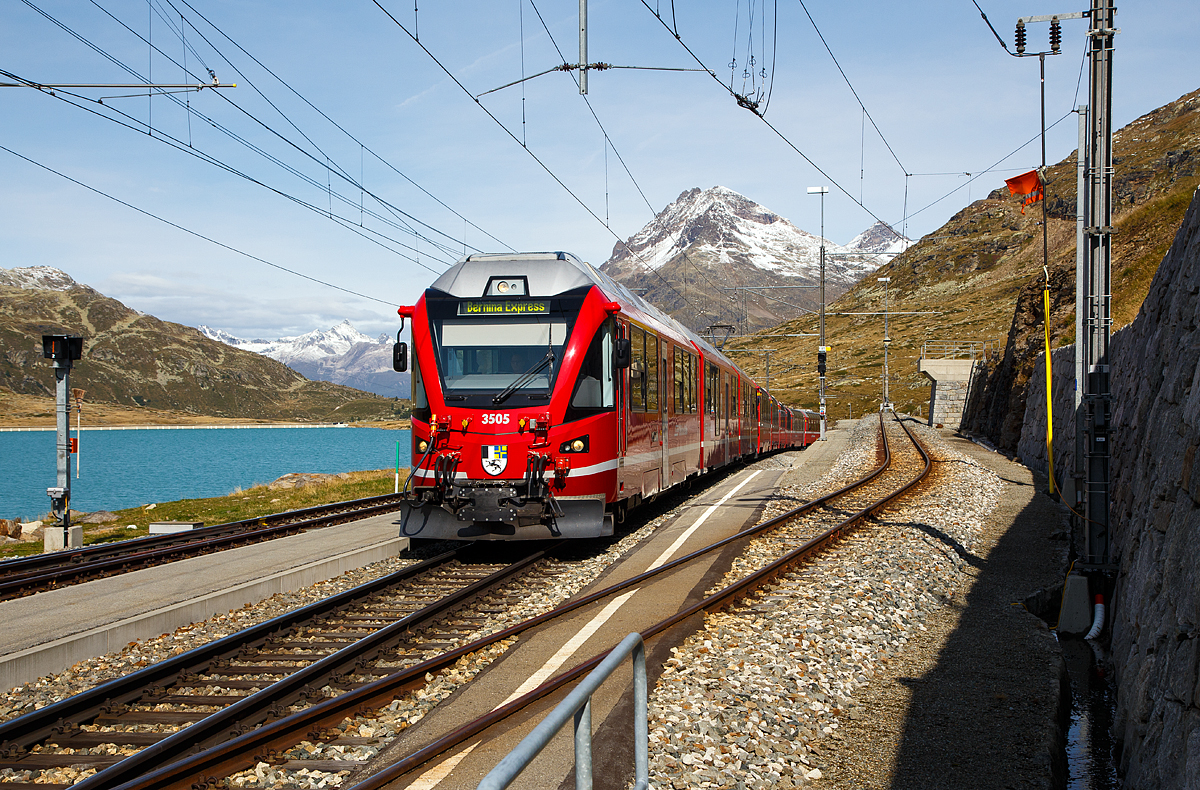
(559, 436, 589, 453)
(417, 440, 429, 453)
(497, 281, 510, 293)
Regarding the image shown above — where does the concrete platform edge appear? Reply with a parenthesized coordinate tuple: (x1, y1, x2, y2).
(1, 535, 409, 690)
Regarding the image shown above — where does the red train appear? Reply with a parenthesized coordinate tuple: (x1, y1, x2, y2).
(393, 251, 821, 541)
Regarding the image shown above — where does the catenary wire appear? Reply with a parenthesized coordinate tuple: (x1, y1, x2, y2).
(18, 0, 458, 264)
(523, 0, 732, 323)
(636, 0, 907, 244)
(795, 0, 906, 173)
(0, 68, 446, 271)
(79, 0, 470, 261)
(369, 0, 712, 320)
(169, 0, 513, 253)
(26, 0, 470, 263)
(0, 143, 400, 307)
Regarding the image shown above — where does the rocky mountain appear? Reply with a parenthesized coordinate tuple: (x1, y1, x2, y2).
(600, 186, 908, 334)
(0, 268, 405, 422)
(199, 321, 410, 399)
(845, 221, 911, 255)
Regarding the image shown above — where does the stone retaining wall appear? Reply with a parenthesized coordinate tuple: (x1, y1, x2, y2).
(928, 379, 970, 428)
(1018, 188, 1200, 788)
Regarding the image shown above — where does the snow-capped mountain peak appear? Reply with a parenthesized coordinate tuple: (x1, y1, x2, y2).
(200, 320, 375, 365)
(199, 321, 409, 399)
(0, 266, 90, 292)
(599, 186, 910, 333)
(845, 221, 911, 255)
(606, 186, 834, 276)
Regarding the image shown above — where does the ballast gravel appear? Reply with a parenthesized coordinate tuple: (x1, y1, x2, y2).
(0, 490, 705, 788)
(647, 418, 1003, 789)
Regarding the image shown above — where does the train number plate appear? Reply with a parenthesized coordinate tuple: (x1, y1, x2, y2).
(480, 413, 511, 425)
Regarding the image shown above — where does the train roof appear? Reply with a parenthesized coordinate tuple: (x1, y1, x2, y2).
(429, 251, 779, 405)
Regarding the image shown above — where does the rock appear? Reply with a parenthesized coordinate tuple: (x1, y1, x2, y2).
(20, 521, 45, 541)
(268, 473, 336, 491)
(0, 519, 14, 538)
(79, 511, 118, 524)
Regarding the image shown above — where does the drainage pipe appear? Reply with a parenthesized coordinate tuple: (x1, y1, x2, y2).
(1085, 594, 1105, 640)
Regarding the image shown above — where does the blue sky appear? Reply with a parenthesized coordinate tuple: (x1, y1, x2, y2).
(2, 0, 1195, 339)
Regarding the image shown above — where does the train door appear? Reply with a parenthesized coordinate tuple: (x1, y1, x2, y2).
(724, 374, 731, 456)
(617, 321, 628, 463)
(660, 340, 670, 483)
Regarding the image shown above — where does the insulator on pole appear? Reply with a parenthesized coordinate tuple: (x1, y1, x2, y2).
(1016, 21, 1027, 54)
(1050, 18, 1062, 52)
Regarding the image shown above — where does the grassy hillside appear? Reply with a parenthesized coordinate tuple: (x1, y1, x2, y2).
(0, 281, 409, 423)
(731, 87, 1200, 437)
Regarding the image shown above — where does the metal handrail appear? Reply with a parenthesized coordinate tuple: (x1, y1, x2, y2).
(921, 340, 1001, 360)
(477, 632, 649, 790)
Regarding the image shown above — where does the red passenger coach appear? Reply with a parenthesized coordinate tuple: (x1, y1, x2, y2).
(394, 252, 810, 542)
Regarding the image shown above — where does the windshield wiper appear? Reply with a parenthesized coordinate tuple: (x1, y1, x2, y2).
(492, 350, 554, 405)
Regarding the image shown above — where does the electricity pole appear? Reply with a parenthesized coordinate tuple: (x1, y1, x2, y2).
(878, 277, 891, 412)
(808, 186, 829, 439)
(1015, 3, 1116, 568)
(1081, 0, 1116, 568)
(578, 0, 588, 95)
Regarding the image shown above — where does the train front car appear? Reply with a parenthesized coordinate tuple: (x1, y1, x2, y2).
(399, 252, 623, 541)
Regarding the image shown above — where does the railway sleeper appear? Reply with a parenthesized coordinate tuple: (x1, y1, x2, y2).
(52, 732, 168, 747)
(94, 711, 211, 724)
(0, 754, 124, 770)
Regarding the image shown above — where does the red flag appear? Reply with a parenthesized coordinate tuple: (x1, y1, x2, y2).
(1005, 170, 1043, 214)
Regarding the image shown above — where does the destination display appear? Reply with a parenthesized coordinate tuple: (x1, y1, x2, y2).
(458, 300, 550, 316)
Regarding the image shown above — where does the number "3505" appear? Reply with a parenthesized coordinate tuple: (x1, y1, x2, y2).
(480, 413, 511, 425)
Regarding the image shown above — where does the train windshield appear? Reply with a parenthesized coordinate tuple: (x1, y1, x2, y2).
(430, 315, 572, 398)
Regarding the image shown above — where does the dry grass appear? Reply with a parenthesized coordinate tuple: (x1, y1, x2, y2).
(0, 468, 405, 559)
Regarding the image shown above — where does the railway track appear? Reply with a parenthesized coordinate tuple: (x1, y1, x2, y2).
(0, 544, 580, 789)
(0, 494, 410, 602)
(0, 413, 929, 789)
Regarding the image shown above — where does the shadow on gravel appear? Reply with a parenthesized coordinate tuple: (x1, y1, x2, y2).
(891, 520, 987, 570)
(884, 461, 1071, 790)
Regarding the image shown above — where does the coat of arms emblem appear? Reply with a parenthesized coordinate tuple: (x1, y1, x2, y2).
(482, 445, 508, 476)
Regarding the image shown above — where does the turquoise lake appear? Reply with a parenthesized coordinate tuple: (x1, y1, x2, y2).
(0, 427, 411, 521)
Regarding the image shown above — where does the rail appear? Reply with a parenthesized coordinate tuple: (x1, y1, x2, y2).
(921, 340, 1001, 361)
(477, 632, 648, 790)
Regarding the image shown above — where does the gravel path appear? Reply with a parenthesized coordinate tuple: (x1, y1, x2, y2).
(644, 417, 1069, 790)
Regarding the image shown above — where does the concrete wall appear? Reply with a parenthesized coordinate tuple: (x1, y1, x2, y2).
(1019, 188, 1200, 789)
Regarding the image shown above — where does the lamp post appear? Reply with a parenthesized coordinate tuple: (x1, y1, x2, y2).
(807, 186, 829, 439)
(878, 277, 892, 412)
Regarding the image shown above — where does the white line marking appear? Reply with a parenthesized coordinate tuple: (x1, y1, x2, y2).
(500, 589, 639, 707)
(408, 588, 639, 789)
(408, 467, 768, 787)
(646, 470, 763, 571)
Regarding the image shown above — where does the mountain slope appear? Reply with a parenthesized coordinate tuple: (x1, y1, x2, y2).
(727, 87, 1200, 432)
(600, 186, 907, 334)
(0, 268, 406, 422)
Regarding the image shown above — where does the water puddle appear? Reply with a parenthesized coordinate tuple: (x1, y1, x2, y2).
(1060, 637, 1119, 789)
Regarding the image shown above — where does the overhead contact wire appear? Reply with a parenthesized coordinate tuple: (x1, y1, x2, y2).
(0, 144, 400, 306)
(636, 0, 906, 244)
(370, 0, 707, 316)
